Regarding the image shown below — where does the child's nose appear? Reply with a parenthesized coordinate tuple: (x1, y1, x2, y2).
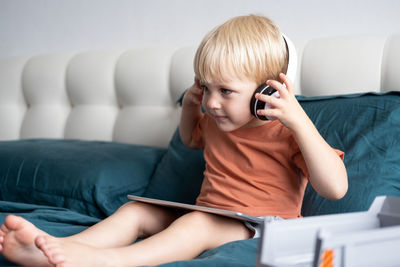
(206, 95, 221, 109)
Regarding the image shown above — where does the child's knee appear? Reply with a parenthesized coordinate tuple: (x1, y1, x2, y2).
(119, 201, 143, 210)
(177, 211, 251, 249)
(189, 212, 251, 236)
(118, 201, 146, 215)
(182, 211, 216, 228)
(118, 201, 164, 219)
(179, 211, 232, 236)
(117, 202, 179, 237)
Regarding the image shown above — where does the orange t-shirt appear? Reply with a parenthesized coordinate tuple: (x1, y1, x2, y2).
(192, 114, 344, 218)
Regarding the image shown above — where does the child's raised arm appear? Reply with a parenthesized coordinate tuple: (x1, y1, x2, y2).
(179, 80, 204, 149)
(255, 73, 348, 200)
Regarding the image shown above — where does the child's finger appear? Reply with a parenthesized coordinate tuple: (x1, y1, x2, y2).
(266, 79, 288, 98)
(194, 77, 201, 86)
(257, 106, 280, 119)
(193, 86, 203, 95)
(279, 73, 294, 95)
(255, 93, 282, 109)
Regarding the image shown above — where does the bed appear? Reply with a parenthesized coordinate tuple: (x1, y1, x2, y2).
(1, 35, 400, 266)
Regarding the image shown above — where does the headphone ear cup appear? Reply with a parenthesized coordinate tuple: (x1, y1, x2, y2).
(250, 84, 277, 121)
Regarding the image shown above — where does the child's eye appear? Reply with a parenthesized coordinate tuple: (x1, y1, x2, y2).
(220, 88, 232, 95)
(201, 85, 208, 92)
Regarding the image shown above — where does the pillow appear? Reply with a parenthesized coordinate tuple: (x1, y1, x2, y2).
(144, 128, 205, 204)
(0, 139, 165, 218)
(299, 92, 400, 216)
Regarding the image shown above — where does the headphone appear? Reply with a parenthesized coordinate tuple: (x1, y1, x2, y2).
(249, 33, 297, 120)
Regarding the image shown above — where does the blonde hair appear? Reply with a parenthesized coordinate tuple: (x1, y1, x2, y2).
(194, 15, 288, 85)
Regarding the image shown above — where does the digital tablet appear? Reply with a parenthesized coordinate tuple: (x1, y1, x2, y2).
(127, 195, 263, 224)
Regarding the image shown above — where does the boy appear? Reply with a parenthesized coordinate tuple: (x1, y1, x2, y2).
(0, 15, 347, 267)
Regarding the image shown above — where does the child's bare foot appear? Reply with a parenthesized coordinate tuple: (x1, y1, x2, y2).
(0, 221, 8, 251)
(0, 215, 52, 267)
(36, 235, 120, 267)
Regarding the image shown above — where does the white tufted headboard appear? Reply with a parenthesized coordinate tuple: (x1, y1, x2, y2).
(0, 47, 196, 147)
(0, 35, 399, 147)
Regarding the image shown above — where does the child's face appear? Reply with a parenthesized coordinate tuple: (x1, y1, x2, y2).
(201, 76, 267, 132)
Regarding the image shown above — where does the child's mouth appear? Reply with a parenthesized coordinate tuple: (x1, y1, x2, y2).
(214, 115, 228, 122)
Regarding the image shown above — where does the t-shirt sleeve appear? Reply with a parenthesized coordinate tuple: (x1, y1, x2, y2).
(293, 147, 344, 179)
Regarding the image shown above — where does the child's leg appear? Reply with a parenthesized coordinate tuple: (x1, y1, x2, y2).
(0, 202, 178, 267)
(64, 201, 179, 248)
(37, 211, 252, 267)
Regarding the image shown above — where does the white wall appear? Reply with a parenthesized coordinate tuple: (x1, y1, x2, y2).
(1, 0, 400, 59)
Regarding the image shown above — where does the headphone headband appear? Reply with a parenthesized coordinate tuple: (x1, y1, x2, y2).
(281, 33, 297, 82)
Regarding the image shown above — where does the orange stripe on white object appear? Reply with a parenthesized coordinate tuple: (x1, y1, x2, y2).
(320, 249, 334, 267)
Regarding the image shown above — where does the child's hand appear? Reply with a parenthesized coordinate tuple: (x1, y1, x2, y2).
(180, 79, 204, 148)
(182, 79, 203, 107)
(255, 73, 309, 132)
